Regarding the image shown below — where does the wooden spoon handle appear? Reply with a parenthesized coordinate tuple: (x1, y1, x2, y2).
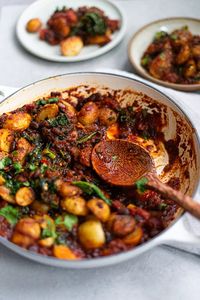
(147, 174, 200, 220)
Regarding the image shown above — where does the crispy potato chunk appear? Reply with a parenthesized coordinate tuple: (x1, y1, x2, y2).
(99, 108, 118, 126)
(13, 137, 32, 163)
(87, 34, 110, 46)
(15, 187, 35, 206)
(0, 129, 14, 152)
(78, 220, 105, 249)
(31, 200, 50, 214)
(107, 214, 136, 237)
(12, 218, 41, 248)
(106, 123, 119, 140)
(78, 102, 99, 126)
(4, 112, 32, 131)
(0, 186, 15, 203)
(87, 198, 110, 222)
(39, 237, 54, 248)
(60, 36, 83, 56)
(59, 100, 76, 118)
(26, 18, 42, 33)
(53, 245, 77, 260)
(123, 227, 143, 246)
(0, 175, 5, 185)
(192, 45, 200, 58)
(176, 44, 191, 65)
(55, 180, 81, 197)
(36, 104, 59, 122)
(184, 59, 197, 78)
(61, 196, 88, 216)
(149, 49, 172, 79)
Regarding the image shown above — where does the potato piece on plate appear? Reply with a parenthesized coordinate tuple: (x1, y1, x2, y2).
(60, 36, 83, 56)
(26, 18, 42, 33)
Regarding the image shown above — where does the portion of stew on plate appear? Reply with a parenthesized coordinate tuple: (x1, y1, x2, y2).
(26, 6, 120, 57)
(141, 26, 200, 84)
(0, 87, 180, 260)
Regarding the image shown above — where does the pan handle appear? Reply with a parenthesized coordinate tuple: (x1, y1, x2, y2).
(0, 85, 18, 103)
(157, 215, 200, 255)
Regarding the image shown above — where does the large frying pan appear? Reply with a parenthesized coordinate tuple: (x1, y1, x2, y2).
(0, 72, 199, 268)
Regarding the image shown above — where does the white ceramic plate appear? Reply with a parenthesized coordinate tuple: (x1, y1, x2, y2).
(128, 17, 200, 92)
(16, 0, 126, 62)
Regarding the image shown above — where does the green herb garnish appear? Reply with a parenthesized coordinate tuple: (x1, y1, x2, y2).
(36, 97, 59, 106)
(55, 214, 78, 231)
(159, 203, 168, 210)
(40, 163, 48, 174)
(0, 205, 19, 225)
(154, 31, 168, 41)
(72, 12, 107, 36)
(141, 56, 150, 66)
(135, 177, 148, 193)
(0, 157, 12, 170)
(42, 219, 57, 239)
(73, 181, 112, 205)
(48, 113, 69, 127)
(77, 132, 97, 144)
(43, 148, 56, 159)
(170, 34, 178, 40)
(5, 179, 30, 194)
(112, 155, 118, 161)
(13, 162, 22, 174)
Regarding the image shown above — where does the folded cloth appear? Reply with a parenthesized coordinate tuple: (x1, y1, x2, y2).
(97, 68, 200, 254)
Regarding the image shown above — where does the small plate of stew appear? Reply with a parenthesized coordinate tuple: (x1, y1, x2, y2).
(16, 0, 126, 62)
(128, 17, 200, 91)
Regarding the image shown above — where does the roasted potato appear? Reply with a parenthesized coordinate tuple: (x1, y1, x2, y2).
(87, 34, 110, 46)
(13, 137, 32, 163)
(12, 217, 41, 247)
(149, 50, 172, 79)
(192, 45, 200, 58)
(0, 186, 15, 203)
(176, 44, 190, 65)
(99, 108, 118, 126)
(123, 227, 143, 246)
(39, 237, 54, 248)
(53, 245, 77, 260)
(87, 198, 110, 222)
(59, 100, 76, 118)
(15, 187, 35, 206)
(60, 36, 83, 56)
(0, 175, 5, 185)
(31, 200, 50, 214)
(4, 112, 32, 131)
(184, 59, 197, 78)
(36, 104, 59, 122)
(55, 180, 81, 197)
(107, 214, 136, 237)
(106, 123, 119, 140)
(78, 220, 105, 249)
(61, 196, 88, 216)
(0, 129, 14, 152)
(78, 102, 99, 126)
(26, 18, 42, 33)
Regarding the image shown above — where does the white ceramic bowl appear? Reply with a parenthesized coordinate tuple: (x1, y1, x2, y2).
(16, 0, 126, 62)
(128, 17, 200, 92)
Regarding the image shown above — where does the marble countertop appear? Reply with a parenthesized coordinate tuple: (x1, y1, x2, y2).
(0, 1, 200, 300)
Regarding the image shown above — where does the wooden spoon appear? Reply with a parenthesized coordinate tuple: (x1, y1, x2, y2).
(91, 139, 200, 219)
